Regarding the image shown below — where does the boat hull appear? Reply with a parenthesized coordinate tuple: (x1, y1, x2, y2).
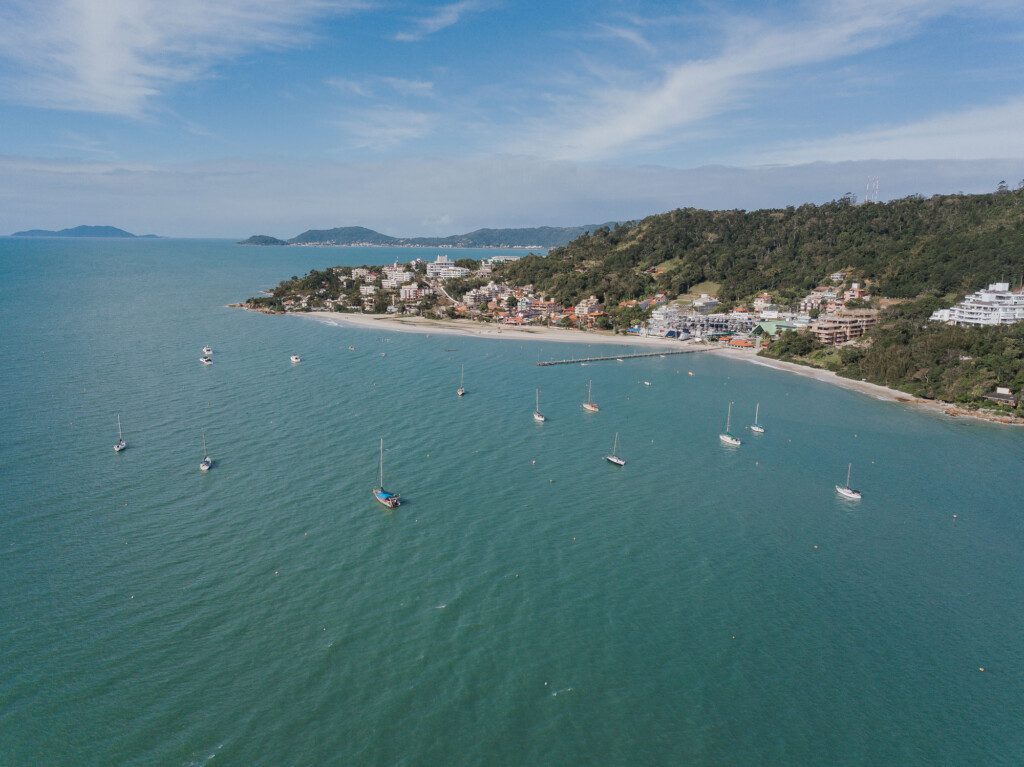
(835, 485, 861, 500)
(719, 433, 742, 446)
(533, 412, 546, 422)
(605, 455, 626, 466)
(750, 425, 765, 434)
(199, 458, 212, 472)
(113, 441, 126, 453)
(582, 403, 599, 412)
(373, 488, 400, 508)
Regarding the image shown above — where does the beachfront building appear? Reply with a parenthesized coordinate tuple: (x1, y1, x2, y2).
(400, 284, 432, 301)
(799, 288, 840, 314)
(426, 255, 471, 280)
(359, 284, 377, 296)
(929, 282, 1024, 326)
(575, 295, 603, 318)
(810, 309, 878, 345)
(692, 294, 720, 314)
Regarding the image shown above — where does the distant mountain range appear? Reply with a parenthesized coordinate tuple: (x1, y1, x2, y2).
(10, 225, 159, 238)
(238, 223, 620, 249)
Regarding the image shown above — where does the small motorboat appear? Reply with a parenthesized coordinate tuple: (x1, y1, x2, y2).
(200, 356, 213, 365)
(290, 355, 301, 364)
(202, 346, 213, 355)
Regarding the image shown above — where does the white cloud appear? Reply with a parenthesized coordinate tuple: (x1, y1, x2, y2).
(0, 0, 367, 117)
(590, 22, 655, 54)
(327, 75, 434, 100)
(514, 1, 991, 161)
(758, 98, 1024, 163)
(335, 108, 436, 149)
(379, 77, 434, 96)
(394, 1, 484, 42)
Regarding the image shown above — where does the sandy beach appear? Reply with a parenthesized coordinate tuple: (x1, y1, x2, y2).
(711, 346, 1024, 426)
(297, 310, 700, 348)
(261, 309, 1021, 426)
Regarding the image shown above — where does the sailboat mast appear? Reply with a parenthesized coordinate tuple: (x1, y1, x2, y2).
(536, 388, 540, 411)
(726, 402, 732, 432)
(202, 432, 207, 456)
(379, 438, 384, 487)
(460, 365, 464, 387)
(846, 463, 852, 487)
(754, 403, 759, 424)
(117, 413, 123, 440)
(587, 379, 593, 404)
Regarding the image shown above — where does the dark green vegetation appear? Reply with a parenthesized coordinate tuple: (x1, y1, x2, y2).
(10, 225, 156, 238)
(239, 223, 619, 248)
(239, 235, 287, 246)
(496, 190, 1024, 306)
(762, 298, 1024, 415)
(290, 226, 398, 245)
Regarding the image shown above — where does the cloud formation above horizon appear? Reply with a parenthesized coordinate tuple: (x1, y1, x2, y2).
(0, 1, 1021, 233)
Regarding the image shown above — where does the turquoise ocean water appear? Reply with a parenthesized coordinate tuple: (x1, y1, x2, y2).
(2, 238, 1023, 766)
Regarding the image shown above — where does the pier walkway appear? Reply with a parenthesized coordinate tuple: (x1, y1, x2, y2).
(536, 347, 710, 366)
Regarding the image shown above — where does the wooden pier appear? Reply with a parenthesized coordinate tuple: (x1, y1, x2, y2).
(536, 347, 709, 366)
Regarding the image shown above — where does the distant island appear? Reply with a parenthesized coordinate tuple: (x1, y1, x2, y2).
(237, 223, 620, 249)
(10, 225, 159, 238)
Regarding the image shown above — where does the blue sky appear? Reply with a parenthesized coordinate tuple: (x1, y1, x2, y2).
(1, 0, 1023, 236)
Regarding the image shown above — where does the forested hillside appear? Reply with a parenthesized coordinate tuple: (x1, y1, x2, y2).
(496, 189, 1024, 306)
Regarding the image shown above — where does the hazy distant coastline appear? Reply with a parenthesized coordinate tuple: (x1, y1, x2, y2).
(238, 222, 621, 249)
(9, 225, 160, 238)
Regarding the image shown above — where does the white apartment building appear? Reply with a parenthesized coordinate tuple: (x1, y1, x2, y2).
(426, 255, 470, 280)
(930, 282, 1024, 326)
(382, 262, 414, 283)
(359, 284, 377, 296)
(400, 284, 433, 301)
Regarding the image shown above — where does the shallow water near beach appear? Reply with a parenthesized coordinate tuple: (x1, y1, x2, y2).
(2, 238, 1024, 766)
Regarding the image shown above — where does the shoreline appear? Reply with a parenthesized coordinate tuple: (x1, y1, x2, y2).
(239, 307, 1022, 427)
(711, 347, 1024, 427)
(290, 309, 702, 348)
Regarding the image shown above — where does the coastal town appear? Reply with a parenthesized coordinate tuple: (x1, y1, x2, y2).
(248, 253, 891, 349)
(249, 253, 1024, 348)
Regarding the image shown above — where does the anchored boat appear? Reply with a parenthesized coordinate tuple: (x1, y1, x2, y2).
(533, 388, 546, 422)
(372, 437, 401, 508)
(113, 413, 127, 453)
(719, 402, 742, 447)
(836, 463, 861, 500)
(605, 432, 626, 466)
(750, 402, 765, 434)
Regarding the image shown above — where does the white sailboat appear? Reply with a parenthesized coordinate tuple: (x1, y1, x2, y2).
(199, 433, 212, 472)
(836, 463, 861, 500)
(582, 379, 599, 412)
(750, 402, 765, 434)
(719, 402, 742, 446)
(113, 413, 127, 452)
(605, 432, 626, 466)
(372, 437, 401, 508)
(533, 388, 546, 422)
(457, 364, 466, 397)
